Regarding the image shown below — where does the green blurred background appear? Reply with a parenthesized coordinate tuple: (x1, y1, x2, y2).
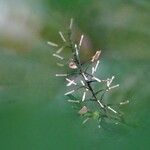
(0, 0, 150, 149)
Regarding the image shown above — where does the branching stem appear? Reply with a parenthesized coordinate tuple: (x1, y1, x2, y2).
(67, 28, 107, 113)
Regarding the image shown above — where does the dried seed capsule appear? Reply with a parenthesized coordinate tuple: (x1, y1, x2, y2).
(91, 50, 101, 62)
(78, 106, 88, 115)
(69, 61, 78, 69)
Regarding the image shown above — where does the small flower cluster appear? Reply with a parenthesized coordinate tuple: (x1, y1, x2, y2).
(48, 19, 129, 127)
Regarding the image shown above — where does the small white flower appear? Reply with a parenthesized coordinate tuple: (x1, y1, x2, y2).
(64, 90, 75, 95)
(94, 60, 100, 72)
(82, 118, 90, 124)
(120, 100, 129, 105)
(79, 35, 84, 47)
(68, 100, 80, 103)
(47, 41, 58, 47)
(92, 67, 95, 75)
(59, 31, 66, 42)
(82, 91, 86, 101)
(69, 18, 73, 29)
(97, 100, 104, 108)
(75, 44, 79, 56)
(55, 74, 68, 77)
(92, 76, 101, 83)
(66, 78, 77, 86)
(108, 84, 119, 90)
(56, 63, 64, 67)
(80, 80, 85, 86)
(108, 106, 117, 114)
(107, 76, 115, 87)
(53, 53, 64, 60)
(109, 76, 115, 85)
(56, 46, 64, 54)
(91, 60, 100, 74)
(106, 78, 110, 87)
(82, 73, 88, 81)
